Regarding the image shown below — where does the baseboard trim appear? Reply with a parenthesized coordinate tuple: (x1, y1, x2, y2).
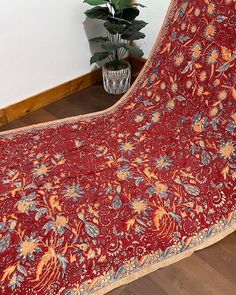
(0, 57, 146, 126)
(0, 109, 7, 126)
(2, 69, 103, 124)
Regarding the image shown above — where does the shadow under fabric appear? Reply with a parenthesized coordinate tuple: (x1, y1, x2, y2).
(0, 0, 235, 294)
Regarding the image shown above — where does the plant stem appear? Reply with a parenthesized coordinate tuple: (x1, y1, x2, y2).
(114, 49, 119, 70)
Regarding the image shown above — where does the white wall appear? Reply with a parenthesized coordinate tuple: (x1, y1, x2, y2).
(0, 0, 170, 108)
(138, 1, 170, 58)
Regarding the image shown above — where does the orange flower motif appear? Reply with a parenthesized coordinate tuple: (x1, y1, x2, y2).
(155, 183, 168, 196)
(49, 195, 62, 212)
(181, 22, 186, 30)
(151, 111, 161, 123)
(160, 82, 166, 90)
(213, 78, 220, 86)
(199, 71, 207, 82)
(174, 53, 184, 66)
(192, 117, 207, 133)
(34, 164, 48, 177)
(195, 8, 201, 16)
(197, 86, 204, 96)
(207, 3, 216, 15)
(219, 142, 234, 159)
(131, 199, 146, 214)
(17, 201, 32, 213)
(186, 80, 193, 89)
(205, 24, 216, 40)
(21, 241, 37, 257)
(221, 46, 232, 62)
(55, 215, 67, 229)
(191, 43, 202, 60)
(209, 107, 218, 117)
(166, 99, 175, 111)
(155, 95, 161, 102)
(121, 142, 134, 152)
(18, 235, 41, 261)
(155, 156, 172, 171)
(191, 25, 197, 33)
(218, 90, 227, 101)
(117, 170, 130, 181)
(207, 48, 219, 64)
(134, 114, 144, 123)
(171, 83, 178, 93)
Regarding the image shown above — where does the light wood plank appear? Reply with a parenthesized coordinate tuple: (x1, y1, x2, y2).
(20, 109, 57, 125)
(0, 109, 7, 126)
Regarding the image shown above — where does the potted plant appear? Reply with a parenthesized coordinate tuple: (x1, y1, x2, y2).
(84, 0, 147, 95)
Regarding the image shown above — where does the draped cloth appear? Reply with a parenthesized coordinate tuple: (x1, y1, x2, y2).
(0, 0, 235, 294)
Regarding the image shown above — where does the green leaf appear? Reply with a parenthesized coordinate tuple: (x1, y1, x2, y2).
(90, 52, 111, 64)
(121, 31, 145, 40)
(107, 15, 131, 25)
(124, 45, 144, 57)
(117, 7, 139, 22)
(101, 41, 126, 52)
(111, 0, 120, 9)
(85, 7, 111, 20)
(111, 0, 145, 10)
(124, 20, 148, 33)
(104, 22, 126, 34)
(89, 36, 109, 42)
(116, 0, 132, 10)
(121, 20, 147, 40)
(84, 0, 108, 5)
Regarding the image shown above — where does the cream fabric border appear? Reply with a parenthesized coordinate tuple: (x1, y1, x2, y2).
(94, 222, 236, 295)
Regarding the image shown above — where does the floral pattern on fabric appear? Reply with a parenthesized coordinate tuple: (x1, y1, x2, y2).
(0, 0, 235, 294)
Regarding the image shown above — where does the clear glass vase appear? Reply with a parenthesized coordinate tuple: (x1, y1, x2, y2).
(102, 61, 131, 95)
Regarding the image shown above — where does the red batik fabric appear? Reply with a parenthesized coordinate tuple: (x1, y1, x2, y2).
(0, 0, 236, 294)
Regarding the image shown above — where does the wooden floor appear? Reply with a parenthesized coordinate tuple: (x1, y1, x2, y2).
(0, 85, 235, 294)
(0, 85, 122, 131)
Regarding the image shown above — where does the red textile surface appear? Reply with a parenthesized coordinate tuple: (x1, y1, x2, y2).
(0, 0, 235, 294)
